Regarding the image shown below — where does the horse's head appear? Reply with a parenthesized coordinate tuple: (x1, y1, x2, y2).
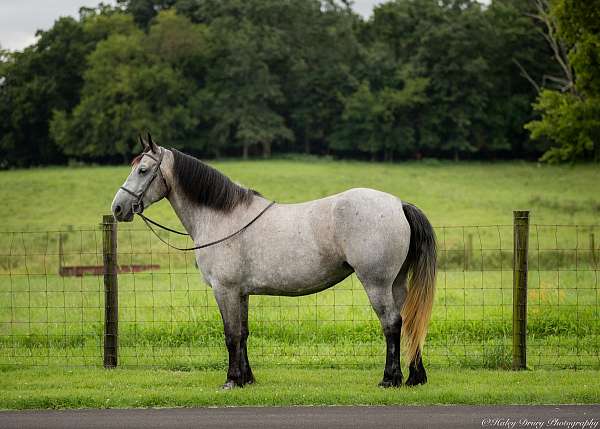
(111, 133, 170, 222)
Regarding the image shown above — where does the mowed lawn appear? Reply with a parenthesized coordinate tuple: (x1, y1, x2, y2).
(2, 367, 600, 409)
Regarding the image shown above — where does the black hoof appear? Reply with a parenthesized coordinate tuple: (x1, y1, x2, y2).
(243, 369, 255, 385)
(378, 372, 402, 388)
(221, 379, 242, 390)
(405, 372, 427, 386)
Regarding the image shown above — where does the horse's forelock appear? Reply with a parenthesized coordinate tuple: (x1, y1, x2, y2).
(131, 154, 144, 167)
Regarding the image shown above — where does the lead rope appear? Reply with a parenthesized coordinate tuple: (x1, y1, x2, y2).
(137, 213, 189, 236)
(137, 201, 276, 251)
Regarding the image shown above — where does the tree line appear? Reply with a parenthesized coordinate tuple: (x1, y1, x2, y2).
(0, 0, 597, 167)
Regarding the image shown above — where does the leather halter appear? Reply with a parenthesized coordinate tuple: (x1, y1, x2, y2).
(119, 149, 169, 214)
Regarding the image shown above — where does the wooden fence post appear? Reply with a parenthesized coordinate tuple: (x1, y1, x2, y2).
(102, 214, 118, 368)
(512, 211, 529, 370)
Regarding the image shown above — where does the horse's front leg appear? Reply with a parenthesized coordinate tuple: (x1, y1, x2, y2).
(214, 287, 244, 389)
(240, 294, 255, 384)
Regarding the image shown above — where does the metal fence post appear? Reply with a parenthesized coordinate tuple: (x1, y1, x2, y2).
(102, 214, 119, 368)
(512, 211, 529, 370)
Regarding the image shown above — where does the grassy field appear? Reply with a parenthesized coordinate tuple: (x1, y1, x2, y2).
(1, 367, 600, 409)
(1, 266, 599, 369)
(0, 160, 599, 407)
(1, 159, 600, 228)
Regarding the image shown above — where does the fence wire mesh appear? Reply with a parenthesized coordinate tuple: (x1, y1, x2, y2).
(0, 223, 598, 369)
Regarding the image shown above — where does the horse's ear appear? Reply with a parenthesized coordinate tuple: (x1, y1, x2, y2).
(147, 132, 158, 153)
(139, 134, 149, 152)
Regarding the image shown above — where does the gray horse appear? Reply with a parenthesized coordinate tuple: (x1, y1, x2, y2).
(112, 135, 436, 389)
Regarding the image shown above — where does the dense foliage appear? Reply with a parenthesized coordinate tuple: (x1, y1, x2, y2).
(0, 0, 597, 166)
(525, 0, 600, 163)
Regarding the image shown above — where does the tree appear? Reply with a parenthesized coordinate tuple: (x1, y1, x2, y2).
(281, 0, 361, 155)
(482, 0, 558, 158)
(200, 5, 293, 158)
(525, 0, 600, 162)
(0, 17, 92, 166)
(526, 91, 600, 162)
(50, 11, 206, 161)
(417, 1, 493, 160)
(81, 7, 138, 40)
(332, 60, 428, 161)
(1, 0, 586, 165)
(116, 0, 176, 27)
(172, 0, 360, 157)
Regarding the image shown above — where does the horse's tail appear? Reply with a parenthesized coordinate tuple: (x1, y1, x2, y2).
(400, 201, 437, 364)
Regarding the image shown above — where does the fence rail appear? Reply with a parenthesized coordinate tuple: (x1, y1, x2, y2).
(0, 212, 598, 370)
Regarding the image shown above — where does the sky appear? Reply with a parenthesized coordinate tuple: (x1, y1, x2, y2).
(0, 0, 385, 51)
(0, 0, 117, 51)
(0, 0, 489, 52)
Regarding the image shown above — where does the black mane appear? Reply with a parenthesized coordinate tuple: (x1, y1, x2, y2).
(170, 149, 258, 212)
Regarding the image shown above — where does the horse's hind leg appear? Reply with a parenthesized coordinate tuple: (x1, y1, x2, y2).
(213, 287, 244, 389)
(358, 273, 403, 387)
(406, 350, 427, 386)
(393, 270, 427, 386)
(240, 294, 255, 384)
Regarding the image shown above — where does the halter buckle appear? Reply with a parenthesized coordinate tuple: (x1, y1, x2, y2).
(132, 201, 144, 214)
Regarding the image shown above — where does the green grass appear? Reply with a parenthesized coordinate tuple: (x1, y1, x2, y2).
(0, 161, 599, 381)
(1, 267, 599, 369)
(1, 367, 599, 409)
(2, 160, 598, 274)
(1, 160, 599, 229)
(1, 161, 599, 273)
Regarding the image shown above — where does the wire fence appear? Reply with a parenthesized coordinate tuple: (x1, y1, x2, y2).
(0, 216, 598, 370)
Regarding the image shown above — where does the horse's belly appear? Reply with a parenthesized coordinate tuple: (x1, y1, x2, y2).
(247, 262, 354, 296)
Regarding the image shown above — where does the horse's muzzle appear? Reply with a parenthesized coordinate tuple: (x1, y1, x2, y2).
(112, 202, 134, 222)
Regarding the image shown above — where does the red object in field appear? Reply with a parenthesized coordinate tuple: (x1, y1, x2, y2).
(59, 264, 160, 277)
(58, 235, 159, 277)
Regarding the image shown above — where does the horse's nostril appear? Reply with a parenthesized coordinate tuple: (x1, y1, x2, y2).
(114, 204, 122, 215)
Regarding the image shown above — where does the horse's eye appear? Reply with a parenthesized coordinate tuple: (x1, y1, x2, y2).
(139, 167, 147, 174)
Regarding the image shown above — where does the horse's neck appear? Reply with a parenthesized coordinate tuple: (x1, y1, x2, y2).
(166, 189, 215, 241)
(167, 186, 262, 244)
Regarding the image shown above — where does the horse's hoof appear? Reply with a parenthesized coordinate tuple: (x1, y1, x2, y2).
(378, 377, 401, 388)
(405, 374, 427, 387)
(221, 380, 239, 390)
